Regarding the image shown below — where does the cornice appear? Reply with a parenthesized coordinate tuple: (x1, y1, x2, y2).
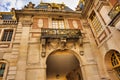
(15, 9, 82, 17)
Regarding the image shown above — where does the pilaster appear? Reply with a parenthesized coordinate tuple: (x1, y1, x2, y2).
(81, 23, 101, 80)
(15, 19, 31, 80)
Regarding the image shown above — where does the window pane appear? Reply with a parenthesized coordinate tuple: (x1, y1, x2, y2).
(0, 70, 4, 77)
(0, 63, 6, 77)
(52, 19, 64, 29)
(111, 51, 120, 78)
(2, 31, 8, 41)
(114, 67, 120, 78)
(1, 29, 13, 41)
(7, 30, 13, 41)
(89, 11, 103, 35)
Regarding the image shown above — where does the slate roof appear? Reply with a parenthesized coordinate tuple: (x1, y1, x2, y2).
(35, 3, 73, 12)
(1, 15, 13, 20)
(64, 6, 73, 11)
(35, 4, 48, 9)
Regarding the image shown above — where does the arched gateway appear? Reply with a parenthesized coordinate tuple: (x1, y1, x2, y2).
(46, 49, 83, 80)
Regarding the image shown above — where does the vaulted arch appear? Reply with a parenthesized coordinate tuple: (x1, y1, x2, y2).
(0, 59, 9, 80)
(46, 49, 83, 80)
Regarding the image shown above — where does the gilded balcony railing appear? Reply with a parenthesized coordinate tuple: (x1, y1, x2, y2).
(108, 2, 120, 19)
(0, 20, 17, 25)
(41, 28, 82, 39)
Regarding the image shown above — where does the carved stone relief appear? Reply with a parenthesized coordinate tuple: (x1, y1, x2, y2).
(73, 20, 78, 29)
(38, 19, 43, 28)
(66, 41, 75, 49)
(46, 39, 77, 50)
(48, 39, 60, 49)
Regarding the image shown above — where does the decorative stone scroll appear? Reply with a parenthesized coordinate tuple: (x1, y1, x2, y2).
(46, 38, 77, 50)
(24, 2, 35, 9)
(41, 39, 46, 57)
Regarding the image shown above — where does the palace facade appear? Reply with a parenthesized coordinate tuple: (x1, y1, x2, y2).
(0, 0, 120, 80)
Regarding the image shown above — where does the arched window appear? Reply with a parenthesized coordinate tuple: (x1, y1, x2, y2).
(0, 60, 8, 80)
(111, 51, 120, 78)
(0, 63, 6, 77)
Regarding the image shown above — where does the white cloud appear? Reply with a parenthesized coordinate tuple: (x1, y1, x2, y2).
(41, 0, 79, 10)
(0, 0, 16, 11)
(15, 0, 25, 9)
(0, 0, 79, 11)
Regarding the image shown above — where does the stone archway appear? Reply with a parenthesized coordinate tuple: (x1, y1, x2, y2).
(46, 49, 83, 80)
(105, 49, 120, 80)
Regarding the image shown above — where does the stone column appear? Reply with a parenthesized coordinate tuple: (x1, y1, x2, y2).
(39, 38, 47, 80)
(15, 20, 31, 80)
(39, 57, 46, 80)
(82, 43, 100, 80)
(39, 66, 46, 80)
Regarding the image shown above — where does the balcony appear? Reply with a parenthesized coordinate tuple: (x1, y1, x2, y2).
(41, 28, 82, 39)
(108, 2, 120, 26)
(0, 20, 18, 25)
(108, 2, 120, 20)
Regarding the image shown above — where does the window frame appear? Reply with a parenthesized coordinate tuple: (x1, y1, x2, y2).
(1, 29, 13, 42)
(52, 18, 65, 29)
(111, 51, 120, 78)
(0, 60, 9, 80)
(89, 10, 103, 35)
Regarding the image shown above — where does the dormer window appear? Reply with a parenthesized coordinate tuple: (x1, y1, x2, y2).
(52, 7, 59, 9)
(51, 3, 60, 10)
(48, 3, 65, 10)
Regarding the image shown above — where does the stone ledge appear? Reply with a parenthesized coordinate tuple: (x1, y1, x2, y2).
(7, 75, 15, 80)
(8, 71, 16, 75)
(9, 66, 17, 71)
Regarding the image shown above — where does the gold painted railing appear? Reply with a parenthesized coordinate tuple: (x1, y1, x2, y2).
(41, 28, 82, 39)
(0, 20, 17, 25)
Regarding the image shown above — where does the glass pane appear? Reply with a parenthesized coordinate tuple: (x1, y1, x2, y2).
(7, 30, 13, 41)
(114, 66, 120, 78)
(0, 63, 6, 77)
(1, 64, 6, 69)
(90, 11, 103, 35)
(0, 70, 4, 77)
(2, 30, 8, 41)
(52, 19, 64, 29)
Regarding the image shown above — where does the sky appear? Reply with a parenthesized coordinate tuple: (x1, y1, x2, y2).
(0, 0, 79, 12)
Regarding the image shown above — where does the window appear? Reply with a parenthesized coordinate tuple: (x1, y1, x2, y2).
(89, 11, 103, 35)
(52, 7, 59, 9)
(111, 51, 120, 78)
(1, 29, 13, 41)
(52, 18, 65, 29)
(0, 63, 6, 80)
(0, 63, 6, 77)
